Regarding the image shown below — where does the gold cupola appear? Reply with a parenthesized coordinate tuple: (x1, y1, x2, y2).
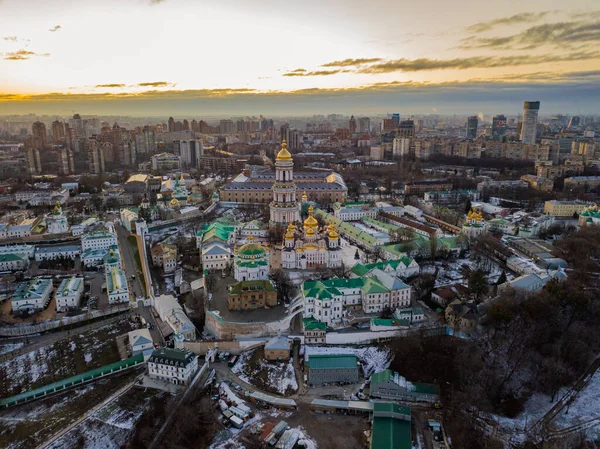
(276, 140, 292, 161)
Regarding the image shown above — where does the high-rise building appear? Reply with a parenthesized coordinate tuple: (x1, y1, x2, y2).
(219, 119, 235, 134)
(32, 121, 47, 150)
(183, 119, 190, 131)
(177, 140, 204, 167)
(492, 115, 507, 140)
(25, 147, 42, 175)
(191, 119, 199, 133)
(168, 117, 175, 132)
(398, 120, 415, 138)
(466, 116, 478, 139)
(348, 116, 357, 135)
(568, 116, 581, 128)
(59, 147, 70, 175)
(358, 117, 371, 134)
(51, 121, 65, 144)
(393, 137, 411, 157)
(381, 119, 396, 133)
(392, 113, 400, 127)
(521, 101, 540, 145)
(88, 138, 106, 174)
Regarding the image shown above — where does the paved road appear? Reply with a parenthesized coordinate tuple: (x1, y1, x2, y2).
(137, 301, 163, 345)
(116, 225, 145, 299)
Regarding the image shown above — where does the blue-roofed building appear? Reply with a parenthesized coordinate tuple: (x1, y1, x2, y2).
(11, 278, 53, 313)
(128, 328, 154, 357)
(35, 244, 80, 262)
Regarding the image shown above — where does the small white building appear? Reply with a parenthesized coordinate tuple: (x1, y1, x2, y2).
(35, 244, 81, 261)
(0, 244, 36, 259)
(0, 253, 28, 271)
(81, 245, 119, 267)
(201, 242, 232, 271)
(148, 348, 199, 385)
(55, 276, 84, 312)
(105, 266, 130, 304)
(154, 294, 196, 340)
(128, 328, 154, 357)
(81, 231, 118, 252)
(11, 278, 53, 313)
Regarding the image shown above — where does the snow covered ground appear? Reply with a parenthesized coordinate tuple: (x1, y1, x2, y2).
(0, 321, 135, 396)
(232, 350, 298, 396)
(45, 390, 155, 449)
(0, 343, 23, 356)
(304, 345, 393, 377)
(552, 370, 600, 432)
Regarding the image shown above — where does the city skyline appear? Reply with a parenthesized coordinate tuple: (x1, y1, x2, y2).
(1, 0, 600, 115)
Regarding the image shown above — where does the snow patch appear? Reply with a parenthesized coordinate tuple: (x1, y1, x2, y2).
(304, 345, 392, 377)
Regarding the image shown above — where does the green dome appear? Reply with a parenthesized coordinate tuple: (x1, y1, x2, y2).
(238, 242, 266, 257)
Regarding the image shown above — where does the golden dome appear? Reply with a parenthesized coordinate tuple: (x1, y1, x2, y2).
(170, 198, 179, 206)
(306, 227, 316, 236)
(304, 214, 318, 229)
(285, 230, 295, 240)
(276, 140, 292, 161)
(327, 221, 335, 232)
(302, 191, 308, 202)
(287, 221, 296, 231)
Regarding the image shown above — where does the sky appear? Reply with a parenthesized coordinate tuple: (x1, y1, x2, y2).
(0, 0, 599, 116)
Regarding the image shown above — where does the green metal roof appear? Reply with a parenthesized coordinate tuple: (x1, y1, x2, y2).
(229, 280, 275, 295)
(351, 263, 370, 277)
(303, 317, 326, 331)
(308, 354, 357, 370)
(371, 369, 394, 386)
(372, 403, 412, 449)
(0, 354, 144, 408)
(0, 253, 24, 262)
(362, 277, 389, 294)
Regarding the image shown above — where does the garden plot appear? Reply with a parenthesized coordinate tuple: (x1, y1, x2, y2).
(303, 345, 392, 377)
(232, 349, 298, 396)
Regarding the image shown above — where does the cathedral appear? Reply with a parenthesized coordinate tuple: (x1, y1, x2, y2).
(46, 202, 69, 234)
(281, 206, 343, 270)
(268, 141, 343, 270)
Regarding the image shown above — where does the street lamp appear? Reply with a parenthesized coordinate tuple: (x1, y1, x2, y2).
(445, 381, 454, 406)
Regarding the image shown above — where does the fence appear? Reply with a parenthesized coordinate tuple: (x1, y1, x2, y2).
(0, 353, 145, 409)
(0, 304, 131, 337)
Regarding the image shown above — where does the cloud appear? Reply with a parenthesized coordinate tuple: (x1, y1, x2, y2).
(2, 71, 600, 115)
(3, 36, 18, 42)
(1, 49, 50, 61)
(136, 81, 173, 87)
(95, 84, 127, 88)
(150, 0, 166, 4)
(466, 11, 554, 33)
(463, 20, 600, 50)
(49, 25, 62, 32)
(289, 68, 306, 73)
(357, 52, 600, 73)
(321, 58, 383, 67)
(283, 69, 341, 77)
